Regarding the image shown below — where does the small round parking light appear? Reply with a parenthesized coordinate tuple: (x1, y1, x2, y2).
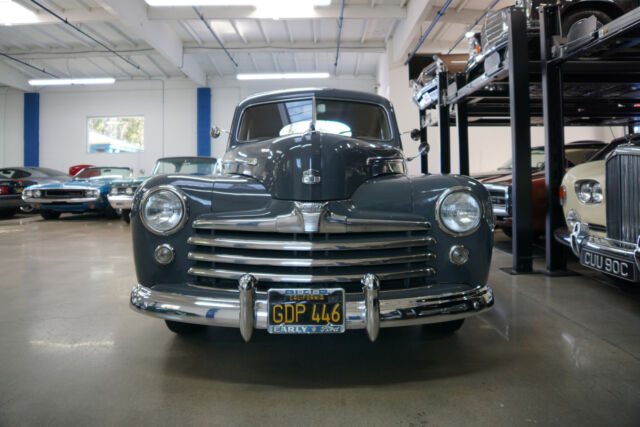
(449, 245, 470, 266)
(154, 244, 175, 265)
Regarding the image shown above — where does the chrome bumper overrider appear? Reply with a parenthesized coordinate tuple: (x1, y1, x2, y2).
(130, 276, 494, 342)
(107, 194, 133, 210)
(555, 222, 640, 271)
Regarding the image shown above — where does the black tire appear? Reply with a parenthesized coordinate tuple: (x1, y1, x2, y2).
(165, 320, 206, 335)
(0, 208, 17, 219)
(562, 9, 613, 37)
(501, 227, 513, 239)
(423, 319, 465, 335)
(103, 205, 120, 219)
(121, 209, 131, 224)
(40, 210, 61, 220)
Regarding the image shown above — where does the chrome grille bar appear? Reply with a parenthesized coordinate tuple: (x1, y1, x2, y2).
(187, 235, 436, 251)
(188, 251, 436, 267)
(188, 267, 436, 283)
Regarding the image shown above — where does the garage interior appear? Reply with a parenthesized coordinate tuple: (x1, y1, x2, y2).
(1, 0, 639, 425)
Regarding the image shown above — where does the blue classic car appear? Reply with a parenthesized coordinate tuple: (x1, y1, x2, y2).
(108, 156, 217, 223)
(129, 88, 495, 342)
(23, 166, 133, 220)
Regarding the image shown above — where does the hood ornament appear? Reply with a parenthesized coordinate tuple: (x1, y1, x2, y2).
(302, 169, 321, 185)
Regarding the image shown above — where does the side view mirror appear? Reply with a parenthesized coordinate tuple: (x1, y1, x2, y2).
(410, 128, 421, 141)
(210, 126, 229, 139)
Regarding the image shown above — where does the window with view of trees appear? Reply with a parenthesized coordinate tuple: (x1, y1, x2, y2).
(87, 116, 144, 153)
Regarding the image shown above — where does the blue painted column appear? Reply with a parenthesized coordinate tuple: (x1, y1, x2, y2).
(197, 87, 211, 157)
(24, 93, 40, 167)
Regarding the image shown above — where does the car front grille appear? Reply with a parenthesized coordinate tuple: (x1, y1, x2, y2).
(112, 186, 138, 195)
(483, 184, 510, 217)
(481, 9, 508, 53)
(43, 189, 86, 198)
(606, 148, 640, 243)
(187, 228, 438, 292)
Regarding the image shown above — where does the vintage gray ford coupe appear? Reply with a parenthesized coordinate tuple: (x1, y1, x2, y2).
(129, 88, 495, 342)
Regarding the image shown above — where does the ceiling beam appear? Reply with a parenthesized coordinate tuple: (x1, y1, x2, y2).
(424, 7, 482, 26)
(7, 7, 115, 26)
(147, 5, 405, 20)
(0, 60, 31, 91)
(5, 40, 386, 59)
(101, 0, 206, 85)
(390, 0, 436, 64)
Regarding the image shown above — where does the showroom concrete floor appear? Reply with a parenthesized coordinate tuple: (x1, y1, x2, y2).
(0, 215, 639, 426)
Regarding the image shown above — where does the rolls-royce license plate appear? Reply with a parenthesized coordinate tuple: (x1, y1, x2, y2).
(267, 288, 345, 334)
(580, 250, 637, 282)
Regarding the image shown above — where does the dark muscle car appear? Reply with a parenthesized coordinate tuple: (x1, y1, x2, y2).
(0, 167, 68, 218)
(129, 88, 495, 342)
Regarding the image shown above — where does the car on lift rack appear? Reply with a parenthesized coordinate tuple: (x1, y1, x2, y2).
(555, 134, 640, 283)
(0, 167, 69, 218)
(465, 0, 638, 76)
(478, 140, 606, 238)
(108, 156, 218, 223)
(129, 88, 495, 342)
(22, 166, 133, 220)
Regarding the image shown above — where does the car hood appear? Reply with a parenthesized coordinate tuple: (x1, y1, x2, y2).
(219, 132, 404, 201)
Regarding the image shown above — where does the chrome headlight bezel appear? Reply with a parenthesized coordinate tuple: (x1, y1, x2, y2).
(575, 179, 602, 204)
(435, 186, 484, 237)
(139, 185, 188, 236)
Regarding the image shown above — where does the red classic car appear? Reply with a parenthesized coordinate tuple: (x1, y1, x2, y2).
(477, 140, 606, 238)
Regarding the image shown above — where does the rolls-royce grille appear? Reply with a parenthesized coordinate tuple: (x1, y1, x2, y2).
(187, 229, 437, 292)
(606, 150, 640, 243)
(44, 189, 86, 198)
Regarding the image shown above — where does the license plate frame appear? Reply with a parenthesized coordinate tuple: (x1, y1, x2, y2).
(580, 250, 638, 282)
(267, 288, 345, 334)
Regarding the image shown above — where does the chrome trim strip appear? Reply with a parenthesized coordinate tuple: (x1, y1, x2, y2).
(130, 283, 494, 339)
(21, 196, 100, 203)
(188, 251, 435, 267)
(192, 209, 430, 234)
(483, 183, 510, 217)
(187, 267, 436, 283)
(362, 274, 380, 342)
(187, 235, 436, 251)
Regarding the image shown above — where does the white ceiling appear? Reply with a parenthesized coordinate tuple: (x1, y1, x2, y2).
(0, 0, 515, 87)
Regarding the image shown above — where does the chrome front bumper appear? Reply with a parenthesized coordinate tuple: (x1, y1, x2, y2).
(130, 277, 494, 342)
(555, 222, 640, 275)
(107, 194, 133, 210)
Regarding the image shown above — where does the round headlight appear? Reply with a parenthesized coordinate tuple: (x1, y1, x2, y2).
(34, 190, 41, 198)
(140, 187, 186, 235)
(592, 182, 603, 203)
(110, 187, 118, 195)
(437, 189, 482, 236)
(125, 187, 134, 195)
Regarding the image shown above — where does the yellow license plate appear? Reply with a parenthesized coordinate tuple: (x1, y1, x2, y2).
(267, 288, 345, 334)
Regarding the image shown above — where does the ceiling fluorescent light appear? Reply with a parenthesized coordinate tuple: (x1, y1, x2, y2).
(145, 1, 330, 6)
(0, 0, 39, 26)
(237, 73, 330, 80)
(29, 78, 116, 86)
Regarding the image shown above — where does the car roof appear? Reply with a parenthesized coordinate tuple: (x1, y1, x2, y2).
(237, 88, 392, 109)
(157, 156, 216, 161)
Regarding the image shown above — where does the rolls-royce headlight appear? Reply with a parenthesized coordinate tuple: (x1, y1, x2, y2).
(437, 189, 482, 236)
(140, 187, 186, 235)
(575, 180, 602, 204)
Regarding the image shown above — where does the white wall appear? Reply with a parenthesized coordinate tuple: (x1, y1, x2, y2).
(375, 50, 625, 175)
(208, 77, 378, 159)
(39, 80, 197, 176)
(0, 87, 24, 167)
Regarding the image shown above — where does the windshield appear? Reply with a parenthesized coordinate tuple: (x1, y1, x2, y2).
(498, 149, 546, 171)
(74, 167, 132, 180)
(152, 158, 217, 175)
(237, 99, 391, 142)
